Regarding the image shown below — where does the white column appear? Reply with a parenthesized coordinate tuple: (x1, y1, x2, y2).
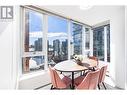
(12, 6, 21, 89)
(82, 26, 86, 56)
(68, 20, 71, 60)
(104, 26, 107, 62)
(43, 14, 48, 70)
(90, 29, 93, 56)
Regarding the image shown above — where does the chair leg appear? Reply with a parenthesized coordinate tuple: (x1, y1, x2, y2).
(50, 85, 53, 90)
(98, 84, 100, 90)
(69, 84, 72, 89)
(80, 71, 82, 76)
(102, 82, 106, 90)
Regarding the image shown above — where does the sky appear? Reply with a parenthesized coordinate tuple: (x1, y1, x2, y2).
(29, 11, 68, 32)
(29, 11, 68, 45)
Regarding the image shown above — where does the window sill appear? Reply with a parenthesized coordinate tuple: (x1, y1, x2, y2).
(19, 70, 48, 81)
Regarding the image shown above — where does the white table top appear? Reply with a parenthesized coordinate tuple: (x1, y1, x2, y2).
(54, 58, 97, 72)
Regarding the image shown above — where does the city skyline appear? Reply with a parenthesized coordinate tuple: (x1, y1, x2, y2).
(27, 10, 110, 63)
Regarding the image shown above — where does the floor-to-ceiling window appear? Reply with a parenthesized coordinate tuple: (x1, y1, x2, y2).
(22, 9, 44, 73)
(22, 6, 92, 74)
(22, 7, 110, 75)
(70, 22, 83, 55)
(93, 26, 104, 61)
(93, 24, 110, 62)
(47, 15, 68, 64)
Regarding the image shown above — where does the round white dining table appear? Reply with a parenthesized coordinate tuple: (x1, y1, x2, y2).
(54, 58, 97, 89)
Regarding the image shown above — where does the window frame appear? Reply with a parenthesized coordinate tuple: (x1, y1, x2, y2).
(47, 14, 69, 64)
(70, 20, 84, 55)
(21, 6, 92, 75)
(92, 24, 110, 62)
(22, 8, 46, 74)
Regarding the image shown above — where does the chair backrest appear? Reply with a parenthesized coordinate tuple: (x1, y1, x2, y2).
(98, 64, 108, 83)
(48, 66, 66, 88)
(77, 69, 100, 89)
(89, 56, 99, 66)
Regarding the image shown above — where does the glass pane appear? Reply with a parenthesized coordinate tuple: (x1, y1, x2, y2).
(93, 26, 104, 61)
(107, 25, 110, 62)
(22, 56, 44, 73)
(70, 22, 83, 55)
(47, 15, 68, 64)
(25, 10, 43, 52)
(85, 28, 90, 49)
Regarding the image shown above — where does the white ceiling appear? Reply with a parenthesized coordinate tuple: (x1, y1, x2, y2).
(39, 6, 124, 26)
(40, 5, 92, 25)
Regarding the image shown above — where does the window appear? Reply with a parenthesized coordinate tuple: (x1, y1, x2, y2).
(22, 56, 44, 73)
(93, 26, 104, 61)
(85, 28, 90, 49)
(70, 22, 83, 55)
(22, 9, 44, 73)
(22, 7, 92, 74)
(24, 9, 43, 52)
(93, 25, 110, 62)
(47, 15, 68, 64)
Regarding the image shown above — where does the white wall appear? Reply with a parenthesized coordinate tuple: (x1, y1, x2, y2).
(0, 6, 20, 89)
(125, 6, 127, 89)
(0, 21, 13, 89)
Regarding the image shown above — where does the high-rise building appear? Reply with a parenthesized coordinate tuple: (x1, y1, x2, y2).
(93, 26, 105, 61)
(85, 28, 90, 49)
(61, 39, 68, 60)
(53, 39, 60, 56)
(34, 38, 42, 51)
(72, 23, 82, 54)
(61, 39, 68, 55)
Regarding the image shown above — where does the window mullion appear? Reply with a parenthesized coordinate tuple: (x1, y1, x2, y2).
(90, 29, 93, 56)
(43, 14, 48, 70)
(68, 20, 71, 60)
(104, 26, 107, 62)
(82, 26, 86, 56)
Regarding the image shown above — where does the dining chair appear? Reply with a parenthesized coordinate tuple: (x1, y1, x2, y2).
(48, 66, 72, 89)
(88, 56, 99, 71)
(98, 64, 108, 90)
(74, 69, 100, 89)
(89, 56, 99, 66)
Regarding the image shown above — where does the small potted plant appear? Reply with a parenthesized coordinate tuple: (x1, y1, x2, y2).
(73, 54, 83, 65)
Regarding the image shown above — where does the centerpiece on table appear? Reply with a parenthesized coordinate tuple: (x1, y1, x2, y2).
(72, 54, 83, 65)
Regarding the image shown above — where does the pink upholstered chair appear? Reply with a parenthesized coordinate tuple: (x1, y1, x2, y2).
(49, 66, 72, 89)
(98, 64, 108, 90)
(74, 69, 100, 89)
(89, 56, 99, 66)
(88, 56, 99, 71)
